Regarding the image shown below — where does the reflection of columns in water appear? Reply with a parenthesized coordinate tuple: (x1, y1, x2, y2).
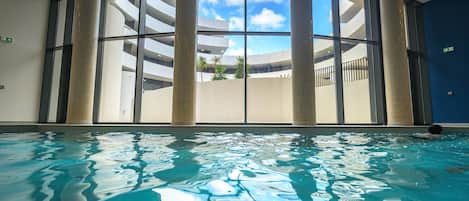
(153, 135, 201, 183)
(285, 135, 318, 201)
(58, 132, 98, 201)
(27, 132, 98, 201)
(124, 133, 146, 191)
(29, 132, 62, 201)
(99, 4, 125, 122)
(90, 133, 138, 199)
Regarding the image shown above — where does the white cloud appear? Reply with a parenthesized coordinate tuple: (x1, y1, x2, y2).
(250, 8, 285, 29)
(229, 17, 244, 30)
(210, 8, 225, 21)
(201, 7, 209, 16)
(229, 39, 236, 46)
(226, 0, 244, 6)
(215, 15, 225, 20)
(207, 0, 219, 4)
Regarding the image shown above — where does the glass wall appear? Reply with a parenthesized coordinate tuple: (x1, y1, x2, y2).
(196, 0, 247, 123)
(313, 0, 333, 36)
(196, 35, 245, 123)
(247, 36, 292, 123)
(40, 0, 381, 124)
(96, 0, 176, 123)
(341, 41, 372, 123)
(141, 36, 175, 123)
(314, 39, 338, 124)
(48, 50, 63, 122)
(93, 0, 381, 124)
(103, 0, 140, 37)
(41, 0, 71, 123)
(340, 0, 367, 40)
(247, 0, 291, 32)
(98, 39, 137, 122)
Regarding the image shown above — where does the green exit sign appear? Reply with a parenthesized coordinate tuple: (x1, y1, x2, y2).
(0, 36, 13, 44)
(443, 46, 455, 53)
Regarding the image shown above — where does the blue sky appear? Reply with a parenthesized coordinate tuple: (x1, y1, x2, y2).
(198, 0, 333, 55)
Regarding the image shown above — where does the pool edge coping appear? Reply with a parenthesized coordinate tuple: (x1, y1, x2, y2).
(1, 124, 468, 134)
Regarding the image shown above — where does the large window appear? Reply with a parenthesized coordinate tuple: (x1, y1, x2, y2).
(39, 0, 73, 123)
(314, 39, 338, 123)
(96, 0, 177, 123)
(196, 35, 245, 123)
(141, 36, 175, 123)
(194, 0, 381, 124)
(41, 0, 383, 124)
(247, 36, 292, 123)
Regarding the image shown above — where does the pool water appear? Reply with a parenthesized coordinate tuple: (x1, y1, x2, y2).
(0, 131, 468, 201)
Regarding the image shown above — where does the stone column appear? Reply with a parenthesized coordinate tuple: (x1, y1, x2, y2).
(66, 0, 100, 124)
(380, 0, 413, 125)
(291, 0, 315, 125)
(172, 0, 198, 125)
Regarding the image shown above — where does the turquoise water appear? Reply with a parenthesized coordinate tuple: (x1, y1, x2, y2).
(0, 131, 468, 201)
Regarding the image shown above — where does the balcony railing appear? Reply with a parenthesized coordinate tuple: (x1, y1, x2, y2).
(315, 57, 369, 87)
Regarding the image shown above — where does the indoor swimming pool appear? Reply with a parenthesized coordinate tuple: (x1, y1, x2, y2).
(0, 131, 468, 201)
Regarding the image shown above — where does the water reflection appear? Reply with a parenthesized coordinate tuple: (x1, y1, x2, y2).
(153, 134, 202, 183)
(0, 131, 468, 201)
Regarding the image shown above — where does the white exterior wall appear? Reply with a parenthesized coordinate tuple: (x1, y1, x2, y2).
(140, 79, 371, 123)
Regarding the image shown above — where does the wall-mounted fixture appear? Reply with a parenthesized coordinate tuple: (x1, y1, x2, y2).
(443, 46, 455, 53)
(0, 36, 14, 44)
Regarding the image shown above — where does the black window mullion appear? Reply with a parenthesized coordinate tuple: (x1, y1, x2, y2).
(93, 0, 109, 123)
(39, 0, 60, 123)
(365, 0, 387, 125)
(332, 0, 345, 124)
(134, 0, 147, 123)
(244, 0, 248, 124)
(56, 0, 75, 123)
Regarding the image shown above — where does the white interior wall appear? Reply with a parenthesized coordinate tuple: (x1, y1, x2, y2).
(0, 0, 49, 122)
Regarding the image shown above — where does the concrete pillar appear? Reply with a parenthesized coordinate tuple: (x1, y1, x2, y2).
(66, 0, 100, 124)
(291, 0, 315, 125)
(99, 4, 125, 122)
(380, 0, 413, 125)
(171, 0, 197, 125)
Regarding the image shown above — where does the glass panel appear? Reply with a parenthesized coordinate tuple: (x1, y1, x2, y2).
(247, 0, 291, 32)
(141, 36, 175, 123)
(314, 39, 337, 124)
(98, 39, 137, 122)
(48, 50, 63, 122)
(55, 0, 67, 46)
(198, 0, 244, 32)
(247, 36, 291, 123)
(196, 35, 245, 123)
(313, 0, 333, 36)
(341, 41, 371, 123)
(104, 0, 141, 37)
(144, 0, 175, 34)
(339, 0, 367, 40)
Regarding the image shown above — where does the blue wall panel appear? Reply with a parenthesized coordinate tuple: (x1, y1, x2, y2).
(423, 0, 469, 123)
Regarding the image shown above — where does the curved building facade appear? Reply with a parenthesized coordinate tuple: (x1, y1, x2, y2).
(89, 0, 380, 124)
